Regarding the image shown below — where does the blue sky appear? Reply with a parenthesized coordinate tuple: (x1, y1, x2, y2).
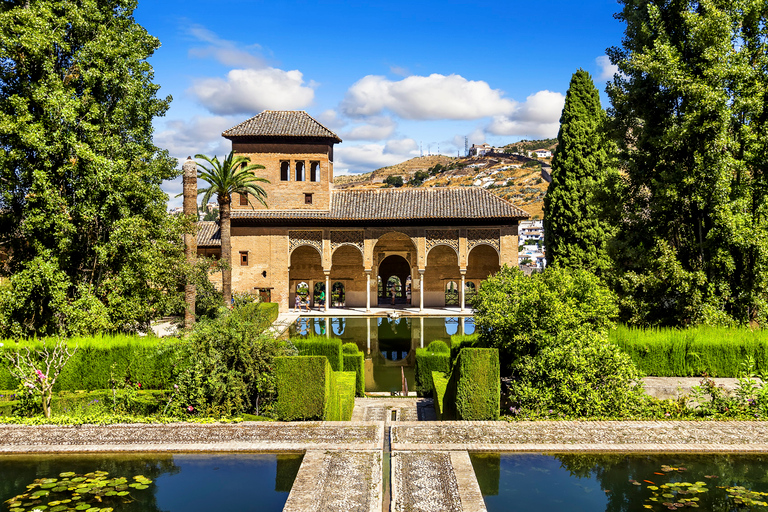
(137, 0, 625, 206)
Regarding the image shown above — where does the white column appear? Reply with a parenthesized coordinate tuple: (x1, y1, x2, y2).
(365, 270, 371, 312)
(324, 273, 330, 313)
(419, 270, 425, 311)
(366, 317, 371, 354)
(420, 316, 424, 348)
(460, 316, 465, 336)
(325, 317, 330, 338)
(460, 272, 466, 312)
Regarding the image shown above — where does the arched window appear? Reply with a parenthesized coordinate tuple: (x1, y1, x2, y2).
(465, 281, 477, 303)
(296, 282, 309, 297)
(295, 161, 305, 181)
(310, 161, 320, 182)
(313, 281, 325, 305)
(332, 281, 345, 307)
(445, 281, 459, 306)
(280, 161, 290, 181)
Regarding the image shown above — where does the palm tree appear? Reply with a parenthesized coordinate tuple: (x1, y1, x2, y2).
(196, 151, 268, 306)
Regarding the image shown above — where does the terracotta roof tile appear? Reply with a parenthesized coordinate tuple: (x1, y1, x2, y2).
(197, 221, 221, 247)
(231, 188, 528, 222)
(222, 110, 342, 142)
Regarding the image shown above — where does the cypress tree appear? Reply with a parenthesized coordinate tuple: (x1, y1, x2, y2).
(543, 69, 610, 274)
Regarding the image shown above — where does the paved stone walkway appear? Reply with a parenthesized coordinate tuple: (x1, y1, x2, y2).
(351, 397, 437, 422)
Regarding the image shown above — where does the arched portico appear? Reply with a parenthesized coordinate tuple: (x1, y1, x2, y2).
(289, 245, 323, 308)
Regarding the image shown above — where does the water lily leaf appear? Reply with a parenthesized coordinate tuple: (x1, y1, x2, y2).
(135, 485, 148, 490)
(59, 472, 75, 478)
(662, 493, 675, 498)
(70, 478, 86, 483)
(9, 508, 24, 512)
(116, 492, 129, 497)
(101, 508, 114, 512)
(52, 487, 68, 492)
(75, 504, 90, 510)
(50, 505, 68, 512)
(32, 490, 50, 497)
(648, 486, 659, 491)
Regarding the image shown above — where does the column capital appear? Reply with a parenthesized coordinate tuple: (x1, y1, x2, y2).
(460, 269, 467, 275)
(323, 269, 331, 276)
(418, 268, 425, 275)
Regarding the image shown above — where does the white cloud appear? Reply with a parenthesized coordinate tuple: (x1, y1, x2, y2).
(317, 109, 347, 131)
(342, 116, 397, 141)
(188, 25, 266, 68)
(596, 55, 619, 81)
(487, 90, 565, 138)
(340, 73, 516, 120)
(191, 68, 315, 115)
(154, 116, 234, 161)
(335, 138, 419, 174)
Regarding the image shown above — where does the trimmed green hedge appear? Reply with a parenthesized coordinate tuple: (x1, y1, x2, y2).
(336, 371, 356, 421)
(274, 356, 330, 420)
(293, 337, 343, 371)
(342, 350, 365, 397)
(273, 356, 356, 421)
(0, 336, 176, 391)
(443, 348, 500, 420)
(415, 342, 450, 396)
(432, 371, 449, 420)
(0, 390, 167, 417)
(449, 333, 483, 368)
(611, 325, 768, 377)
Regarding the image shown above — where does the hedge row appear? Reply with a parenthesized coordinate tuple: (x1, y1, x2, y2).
(610, 325, 768, 377)
(342, 351, 365, 397)
(415, 341, 450, 396)
(237, 302, 280, 331)
(434, 348, 500, 420)
(0, 390, 167, 417)
(0, 336, 176, 391)
(273, 356, 355, 421)
(293, 337, 343, 371)
(449, 333, 483, 367)
(431, 371, 449, 420)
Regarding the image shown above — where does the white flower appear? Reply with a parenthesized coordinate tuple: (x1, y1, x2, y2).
(0, 342, 4, 347)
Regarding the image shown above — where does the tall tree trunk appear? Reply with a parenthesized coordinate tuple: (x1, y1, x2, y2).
(220, 197, 232, 306)
(182, 157, 197, 329)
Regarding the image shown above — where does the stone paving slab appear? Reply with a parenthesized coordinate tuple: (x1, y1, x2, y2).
(351, 397, 436, 422)
(284, 450, 382, 512)
(392, 451, 463, 512)
(0, 422, 384, 453)
(391, 421, 768, 452)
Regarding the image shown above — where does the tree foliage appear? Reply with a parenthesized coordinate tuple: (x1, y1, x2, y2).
(544, 69, 613, 274)
(383, 175, 404, 187)
(607, 0, 768, 326)
(0, 0, 184, 336)
(473, 265, 618, 372)
(196, 151, 268, 306)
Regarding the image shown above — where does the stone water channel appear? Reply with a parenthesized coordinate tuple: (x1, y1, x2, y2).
(5, 417, 768, 511)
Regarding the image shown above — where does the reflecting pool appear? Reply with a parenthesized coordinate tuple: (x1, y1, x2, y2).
(288, 316, 474, 393)
(1, 452, 303, 512)
(470, 452, 768, 512)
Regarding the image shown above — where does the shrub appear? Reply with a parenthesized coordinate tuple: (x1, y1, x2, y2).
(449, 333, 483, 367)
(415, 341, 451, 396)
(293, 337, 343, 371)
(342, 344, 365, 397)
(0, 335, 176, 391)
(336, 371, 356, 421)
(273, 357, 355, 420)
(173, 309, 286, 417)
(432, 371, 449, 420)
(474, 265, 617, 373)
(506, 329, 645, 418)
(274, 356, 330, 420)
(444, 348, 500, 420)
(611, 325, 768, 377)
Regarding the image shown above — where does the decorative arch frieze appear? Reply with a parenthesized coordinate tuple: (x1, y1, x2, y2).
(289, 230, 322, 255)
(425, 229, 459, 255)
(330, 230, 364, 255)
(467, 228, 500, 254)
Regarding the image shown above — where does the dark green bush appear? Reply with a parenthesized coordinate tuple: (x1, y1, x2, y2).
(445, 348, 500, 420)
(293, 337, 343, 371)
(342, 349, 365, 397)
(173, 310, 285, 417)
(415, 343, 450, 396)
(342, 342, 359, 354)
(611, 325, 768, 377)
(0, 335, 176, 391)
(274, 356, 330, 420)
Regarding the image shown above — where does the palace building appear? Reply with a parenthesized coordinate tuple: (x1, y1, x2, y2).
(196, 110, 528, 311)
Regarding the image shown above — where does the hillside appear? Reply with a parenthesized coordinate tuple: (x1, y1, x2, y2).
(333, 151, 550, 219)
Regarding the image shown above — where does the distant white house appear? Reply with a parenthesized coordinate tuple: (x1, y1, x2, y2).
(519, 220, 544, 244)
(469, 143, 493, 157)
(532, 149, 552, 158)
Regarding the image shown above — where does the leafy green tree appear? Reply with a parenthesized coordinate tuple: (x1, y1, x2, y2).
(607, 0, 768, 326)
(202, 208, 219, 222)
(196, 151, 268, 306)
(383, 175, 404, 187)
(474, 265, 618, 371)
(0, 0, 185, 336)
(409, 170, 429, 186)
(544, 69, 612, 274)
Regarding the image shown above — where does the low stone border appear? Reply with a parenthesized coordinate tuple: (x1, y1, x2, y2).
(0, 422, 385, 453)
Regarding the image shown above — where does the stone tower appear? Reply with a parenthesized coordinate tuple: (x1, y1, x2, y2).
(222, 110, 342, 211)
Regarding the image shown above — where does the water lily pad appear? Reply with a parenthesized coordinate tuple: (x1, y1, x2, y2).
(59, 472, 76, 478)
(75, 504, 90, 510)
(134, 485, 148, 490)
(50, 505, 68, 512)
(116, 492, 129, 497)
